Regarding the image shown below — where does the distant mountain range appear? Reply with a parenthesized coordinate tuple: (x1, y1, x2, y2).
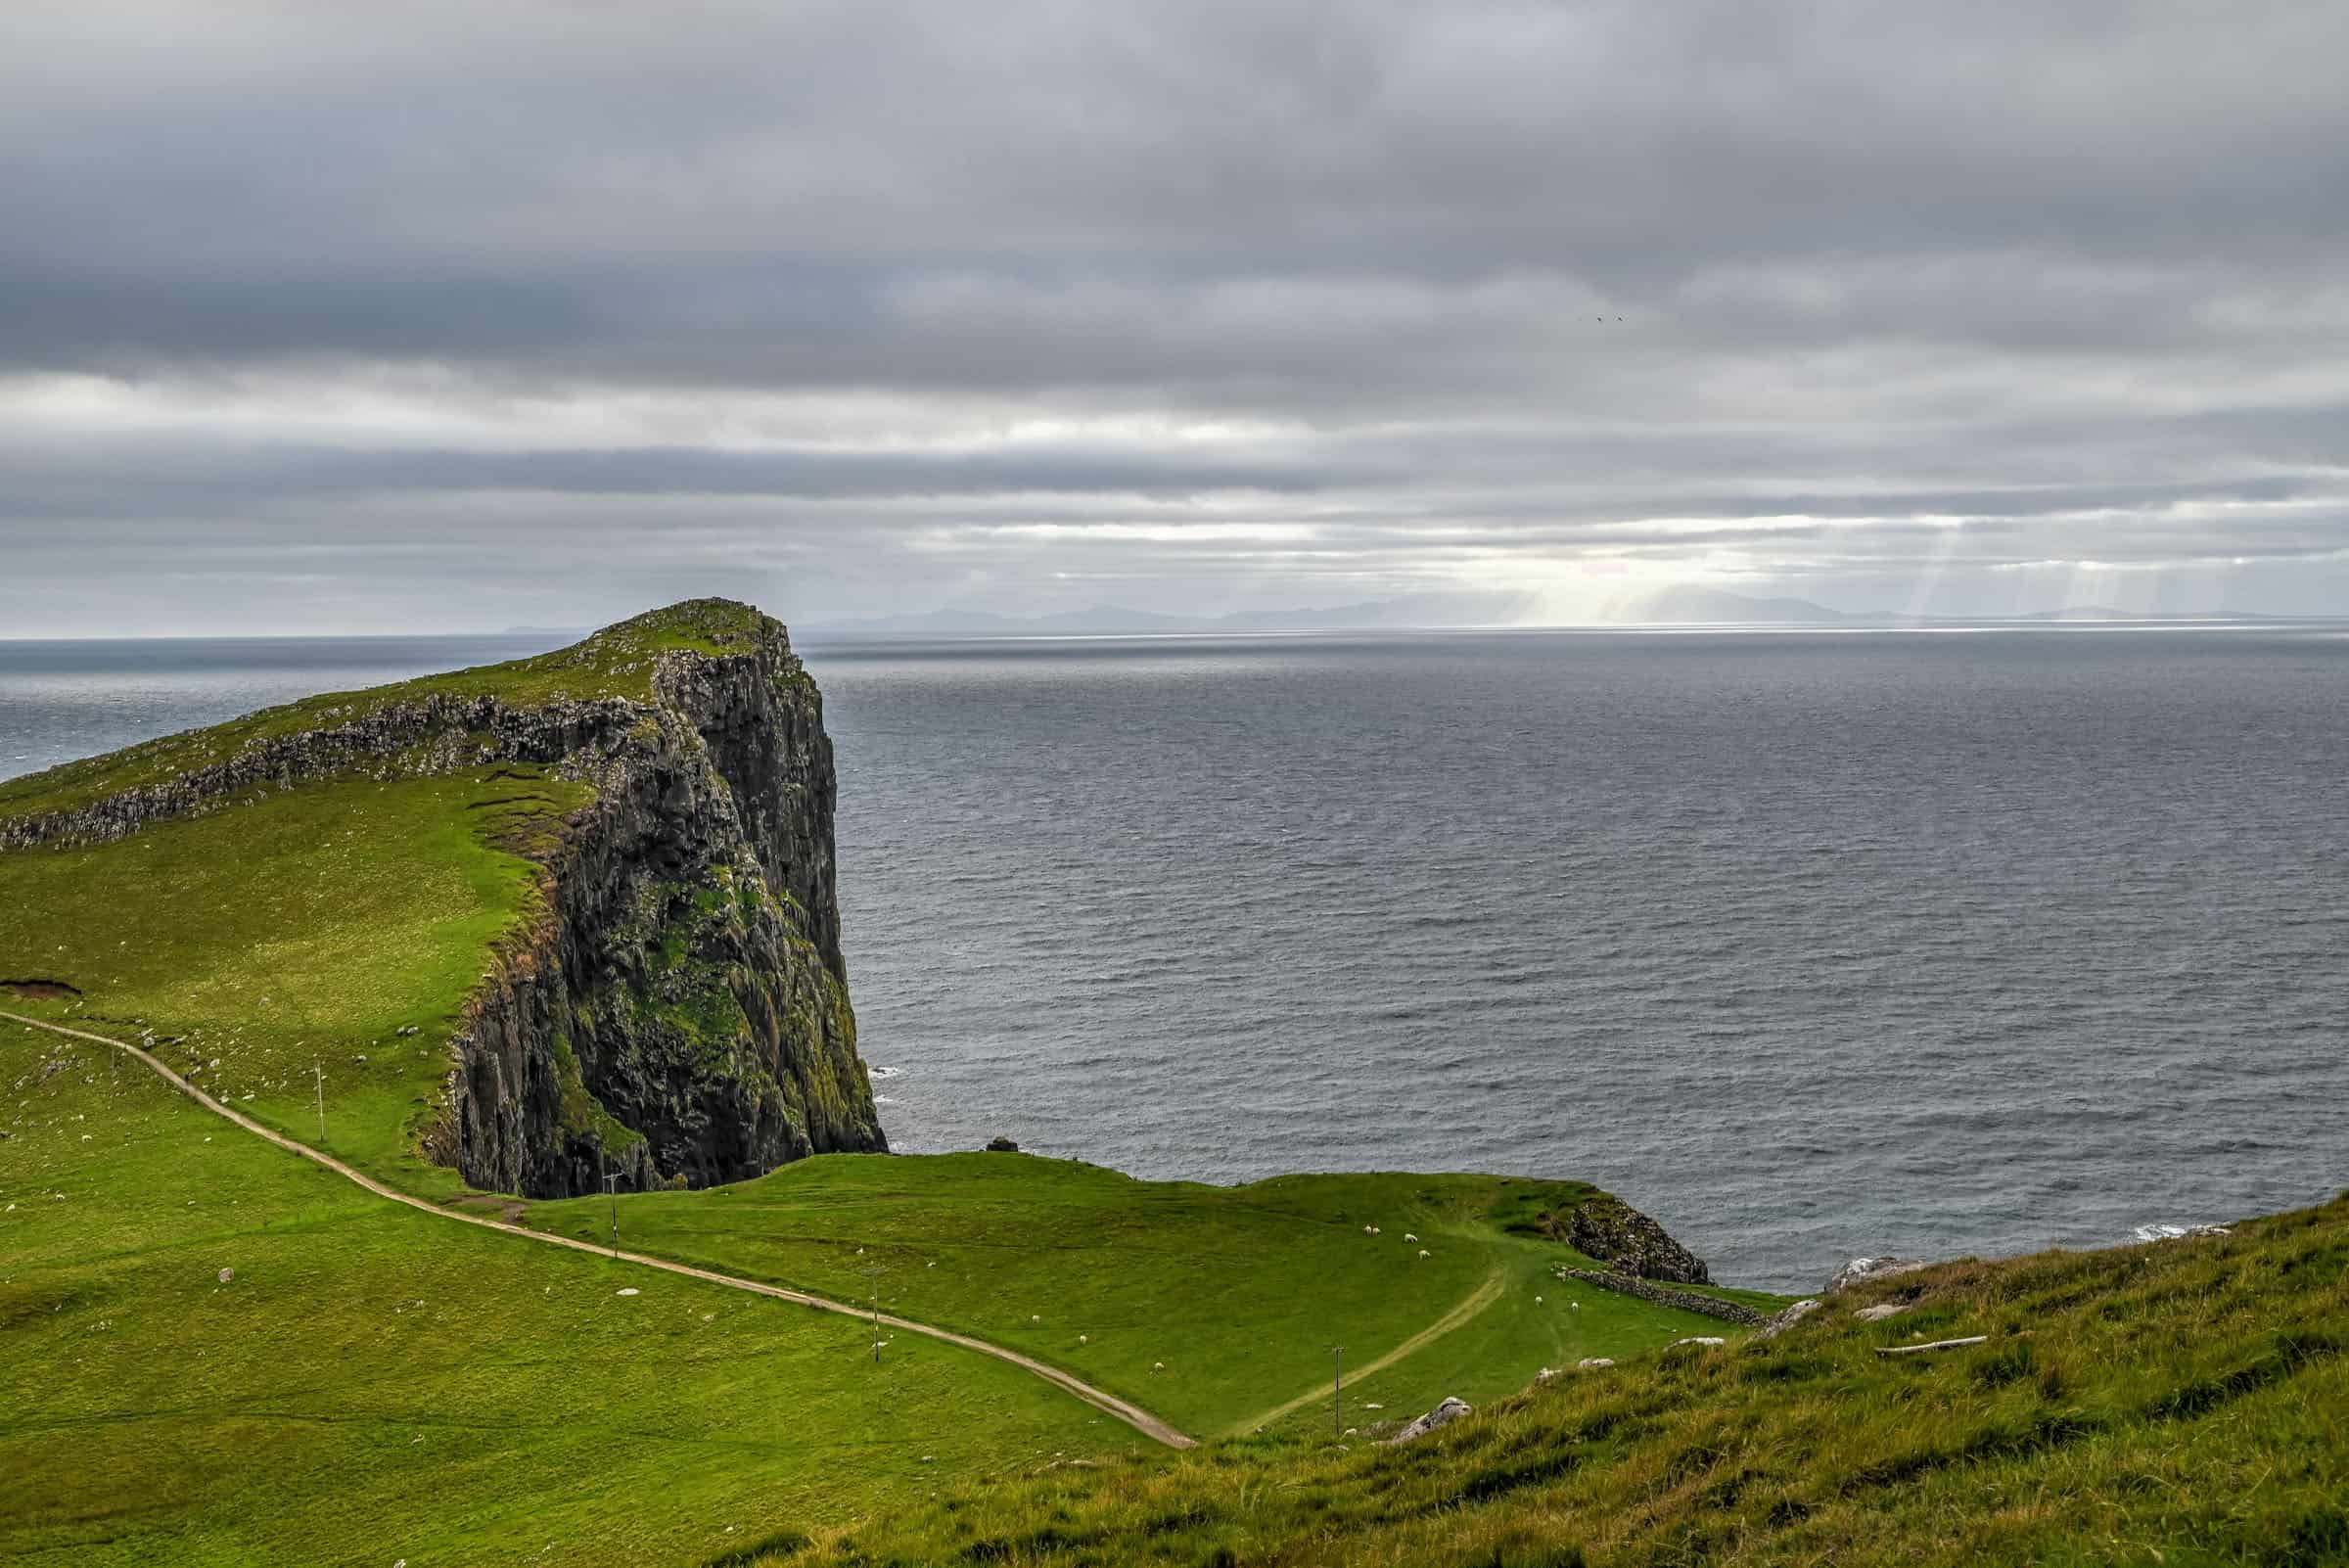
(1614, 587, 2293, 625)
(802, 590, 1541, 638)
(797, 585, 2296, 637)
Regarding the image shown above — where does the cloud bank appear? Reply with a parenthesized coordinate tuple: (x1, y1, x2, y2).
(4, 1, 2345, 632)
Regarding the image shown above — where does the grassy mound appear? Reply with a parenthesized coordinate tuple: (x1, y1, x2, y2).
(522, 1158, 1773, 1440)
(0, 1020, 1139, 1567)
(760, 1194, 2349, 1567)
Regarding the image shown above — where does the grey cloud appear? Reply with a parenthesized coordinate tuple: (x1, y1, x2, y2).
(1, 1, 2345, 629)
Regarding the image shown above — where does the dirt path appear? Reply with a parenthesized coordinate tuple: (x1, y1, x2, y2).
(1228, 1263, 1509, 1437)
(0, 1008, 1196, 1451)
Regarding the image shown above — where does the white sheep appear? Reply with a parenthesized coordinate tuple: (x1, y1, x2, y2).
(1404, 1232, 1418, 1243)
(1417, 1249, 1431, 1259)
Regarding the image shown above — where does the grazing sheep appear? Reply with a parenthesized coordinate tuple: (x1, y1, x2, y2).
(1417, 1249, 1431, 1259)
(1079, 1334, 1088, 1345)
(1404, 1233, 1418, 1243)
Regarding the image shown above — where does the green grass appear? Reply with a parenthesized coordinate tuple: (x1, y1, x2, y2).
(522, 1156, 1765, 1441)
(760, 1194, 2349, 1568)
(0, 598, 771, 826)
(0, 1021, 1142, 1567)
(0, 767, 587, 1196)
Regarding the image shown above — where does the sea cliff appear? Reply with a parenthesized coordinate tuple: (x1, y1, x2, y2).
(0, 599, 885, 1195)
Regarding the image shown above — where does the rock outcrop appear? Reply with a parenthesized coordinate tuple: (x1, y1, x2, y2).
(1563, 1194, 1713, 1283)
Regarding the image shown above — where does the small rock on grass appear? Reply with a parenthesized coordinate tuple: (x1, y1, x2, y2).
(1754, 1298, 1822, 1341)
(1385, 1397, 1472, 1445)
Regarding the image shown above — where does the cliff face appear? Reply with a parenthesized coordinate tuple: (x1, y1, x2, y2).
(443, 631, 885, 1194)
(3, 600, 886, 1195)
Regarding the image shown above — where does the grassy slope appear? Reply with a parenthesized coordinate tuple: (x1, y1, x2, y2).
(522, 1157, 1769, 1441)
(0, 1021, 1140, 1568)
(0, 768, 585, 1198)
(0, 598, 765, 824)
(770, 1193, 2349, 1568)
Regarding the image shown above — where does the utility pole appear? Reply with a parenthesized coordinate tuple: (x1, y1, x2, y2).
(862, 1264, 886, 1363)
(311, 1058, 326, 1140)
(1331, 1346, 1345, 1442)
(604, 1171, 621, 1258)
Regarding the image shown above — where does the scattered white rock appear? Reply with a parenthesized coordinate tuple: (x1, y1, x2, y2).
(1385, 1397, 1472, 1445)
(1666, 1336, 1726, 1350)
(616, 1287, 639, 1297)
(1362, 1402, 1383, 1410)
(2132, 1222, 2233, 1243)
(1855, 1303, 1911, 1322)
(217, 1268, 234, 1284)
(1577, 1358, 1615, 1370)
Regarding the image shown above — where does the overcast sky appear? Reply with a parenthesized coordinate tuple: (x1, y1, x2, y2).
(4, 1, 2344, 634)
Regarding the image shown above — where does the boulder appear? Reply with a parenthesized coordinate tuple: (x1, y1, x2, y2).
(1753, 1298, 1822, 1341)
(1827, 1256, 1929, 1294)
(1384, 1397, 1472, 1445)
(985, 1135, 1021, 1153)
(1854, 1302, 1911, 1322)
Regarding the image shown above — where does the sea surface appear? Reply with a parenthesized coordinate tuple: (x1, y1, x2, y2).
(4, 625, 2344, 1291)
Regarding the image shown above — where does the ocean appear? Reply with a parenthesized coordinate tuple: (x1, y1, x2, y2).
(4, 625, 2343, 1292)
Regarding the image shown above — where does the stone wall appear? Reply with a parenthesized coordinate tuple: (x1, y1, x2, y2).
(1555, 1268, 1767, 1326)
